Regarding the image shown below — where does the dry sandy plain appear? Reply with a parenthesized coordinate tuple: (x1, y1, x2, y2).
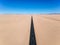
(0, 14, 60, 45)
(0, 15, 31, 45)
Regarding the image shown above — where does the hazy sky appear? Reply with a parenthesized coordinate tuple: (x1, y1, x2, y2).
(0, 0, 60, 14)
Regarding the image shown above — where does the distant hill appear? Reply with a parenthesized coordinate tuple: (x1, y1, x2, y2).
(49, 13, 60, 15)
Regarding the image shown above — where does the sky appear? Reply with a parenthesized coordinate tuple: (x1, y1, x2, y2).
(0, 0, 60, 14)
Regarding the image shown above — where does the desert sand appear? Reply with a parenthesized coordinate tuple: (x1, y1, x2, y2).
(0, 15, 31, 45)
(0, 14, 60, 45)
(33, 15, 60, 45)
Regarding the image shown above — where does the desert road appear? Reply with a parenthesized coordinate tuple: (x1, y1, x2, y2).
(0, 15, 60, 45)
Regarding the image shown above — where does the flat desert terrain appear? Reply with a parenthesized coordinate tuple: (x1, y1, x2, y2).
(33, 15, 60, 45)
(0, 14, 60, 45)
(0, 15, 31, 45)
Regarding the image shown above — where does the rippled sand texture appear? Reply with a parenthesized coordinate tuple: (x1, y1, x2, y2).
(33, 15, 60, 45)
(0, 15, 31, 45)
